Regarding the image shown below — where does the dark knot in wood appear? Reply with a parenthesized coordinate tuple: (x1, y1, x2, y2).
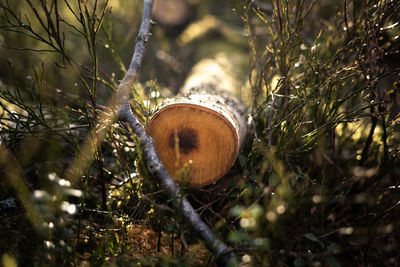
(168, 128, 198, 155)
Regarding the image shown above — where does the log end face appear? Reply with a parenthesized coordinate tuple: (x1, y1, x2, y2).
(146, 103, 238, 187)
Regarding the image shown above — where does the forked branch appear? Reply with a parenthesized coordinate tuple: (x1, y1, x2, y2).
(116, 0, 236, 264)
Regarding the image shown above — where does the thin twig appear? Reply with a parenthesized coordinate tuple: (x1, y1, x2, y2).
(140, 194, 174, 213)
(116, 0, 236, 265)
(248, 0, 273, 14)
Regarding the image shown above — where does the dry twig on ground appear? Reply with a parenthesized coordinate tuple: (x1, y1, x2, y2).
(116, 0, 236, 265)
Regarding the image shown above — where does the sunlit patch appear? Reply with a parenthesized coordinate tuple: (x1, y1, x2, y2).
(143, 100, 151, 108)
(335, 120, 382, 144)
(58, 179, 71, 187)
(311, 44, 319, 51)
(240, 217, 256, 228)
(65, 189, 83, 198)
(33, 190, 50, 201)
(123, 224, 210, 263)
(48, 172, 57, 181)
(266, 211, 277, 222)
(270, 75, 281, 92)
(276, 204, 286, 214)
(150, 91, 160, 98)
(242, 254, 251, 263)
(60, 201, 77, 215)
(339, 227, 354, 235)
(1, 253, 17, 267)
(45, 240, 55, 249)
(383, 224, 394, 233)
(178, 15, 219, 45)
(312, 195, 322, 204)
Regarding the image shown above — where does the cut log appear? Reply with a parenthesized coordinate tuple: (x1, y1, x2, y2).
(146, 53, 247, 187)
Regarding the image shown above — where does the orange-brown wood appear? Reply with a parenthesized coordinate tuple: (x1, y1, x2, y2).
(146, 52, 247, 187)
(146, 103, 238, 187)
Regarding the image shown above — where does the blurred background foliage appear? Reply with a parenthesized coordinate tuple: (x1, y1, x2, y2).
(0, 0, 399, 266)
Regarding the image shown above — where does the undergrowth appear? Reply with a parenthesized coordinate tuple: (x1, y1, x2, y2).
(0, 0, 399, 266)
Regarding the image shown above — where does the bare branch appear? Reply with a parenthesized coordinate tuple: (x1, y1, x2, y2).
(116, 0, 236, 264)
(117, 0, 153, 111)
(248, 0, 273, 14)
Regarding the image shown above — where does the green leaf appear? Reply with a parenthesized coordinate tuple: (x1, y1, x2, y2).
(228, 231, 247, 243)
(229, 205, 244, 217)
(304, 233, 318, 241)
(269, 174, 279, 187)
(304, 233, 325, 249)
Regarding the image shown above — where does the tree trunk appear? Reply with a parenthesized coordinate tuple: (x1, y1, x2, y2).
(146, 53, 248, 187)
